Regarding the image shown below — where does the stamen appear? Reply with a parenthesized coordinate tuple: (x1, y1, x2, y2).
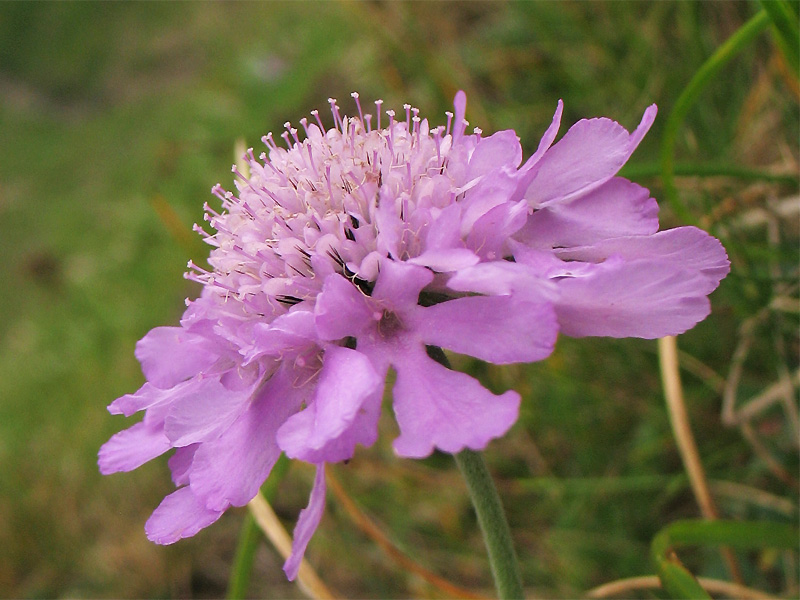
(374, 99, 383, 129)
(310, 109, 325, 132)
(262, 132, 278, 152)
(299, 117, 311, 138)
(351, 92, 364, 124)
(328, 98, 343, 133)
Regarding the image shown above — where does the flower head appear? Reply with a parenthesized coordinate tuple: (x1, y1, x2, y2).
(99, 92, 729, 579)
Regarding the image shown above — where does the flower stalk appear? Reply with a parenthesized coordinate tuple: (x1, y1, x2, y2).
(455, 449, 524, 600)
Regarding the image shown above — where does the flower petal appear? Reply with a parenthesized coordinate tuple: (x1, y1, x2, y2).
(371, 258, 433, 307)
(413, 295, 557, 364)
(524, 105, 657, 207)
(555, 258, 716, 338)
(163, 376, 256, 447)
(468, 130, 522, 179)
(135, 327, 218, 388)
(391, 346, 520, 458)
(188, 367, 308, 510)
(277, 346, 384, 463)
(315, 274, 373, 341)
(555, 226, 730, 293)
(98, 421, 171, 475)
(168, 445, 198, 486)
(145, 487, 224, 545)
(407, 248, 479, 272)
(284, 464, 327, 581)
(107, 381, 176, 417)
(515, 177, 659, 248)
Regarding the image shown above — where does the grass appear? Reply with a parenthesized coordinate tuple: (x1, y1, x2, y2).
(0, 1, 797, 597)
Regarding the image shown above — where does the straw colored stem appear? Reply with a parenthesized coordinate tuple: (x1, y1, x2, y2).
(247, 493, 336, 600)
(586, 574, 775, 600)
(658, 336, 743, 583)
(326, 469, 489, 600)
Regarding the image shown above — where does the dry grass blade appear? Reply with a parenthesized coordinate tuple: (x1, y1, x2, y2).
(326, 469, 489, 600)
(658, 335, 743, 583)
(586, 574, 776, 599)
(247, 493, 336, 600)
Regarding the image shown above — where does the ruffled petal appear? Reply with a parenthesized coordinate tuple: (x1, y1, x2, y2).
(555, 226, 730, 293)
(98, 421, 172, 475)
(163, 376, 256, 447)
(107, 381, 177, 417)
(407, 248, 479, 272)
(467, 130, 523, 179)
(145, 487, 224, 545)
(447, 260, 558, 301)
(515, 177, 659, 248)
(371, 258, 433, 307)
(284, 464, 327, 581)
(188, 366, 308, 510)
(555, 258, 716, 339)
(412, 295, 557, 364)
(391, 346, 520, 458)
(277, 346, 384, 463)
(315, 274, 373, 341)
(168, 444, 198, 486)
(524, 105, 657, 207)
(135, 327, 218, 388)
(466, 199, 529, 260)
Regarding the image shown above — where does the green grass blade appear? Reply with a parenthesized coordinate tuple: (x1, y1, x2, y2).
(660, 10, 771, 225)
(759, 0, 800, 74)
(651, 519, 799, 600)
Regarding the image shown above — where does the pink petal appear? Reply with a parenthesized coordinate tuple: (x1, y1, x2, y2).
(391, 346, 520, 458)
(135, 327, 217, 388)
(447, 261, 558, 301)
(168, 444, 198, 486)
(555, 226, 730, 293)
(107, 381, 176, 417)
(145, 487, 224, 545)
(515, 177, 659, 248)
(467, 130, 522, 180)
(163, 376, 255, 447)
(407, 248, 479, 272)
(555, 258, 715, 339)
(277, 346, 384, 463)
(314, 274, 373, 341)
(511, 100, 564, 202)
(98, 421, 171, 475)
(466, 199, 529, 260)
(371, 258, 433, 307)
(412, 295, 557, 364)
(284, 464, 327, 581)
(188, 367, 308, 510)
(524, 105, 657, 207)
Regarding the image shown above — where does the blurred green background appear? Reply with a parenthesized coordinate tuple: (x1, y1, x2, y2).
(0, 1, 797, 598)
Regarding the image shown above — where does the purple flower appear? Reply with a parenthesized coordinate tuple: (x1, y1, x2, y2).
(99, 92, 729, 579)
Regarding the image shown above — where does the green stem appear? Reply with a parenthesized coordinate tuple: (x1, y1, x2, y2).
(425, 346, 523, 599)
(660, 10, 771, 225)
(227, 454, 291, 599)
(455, 449, 524, 600)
